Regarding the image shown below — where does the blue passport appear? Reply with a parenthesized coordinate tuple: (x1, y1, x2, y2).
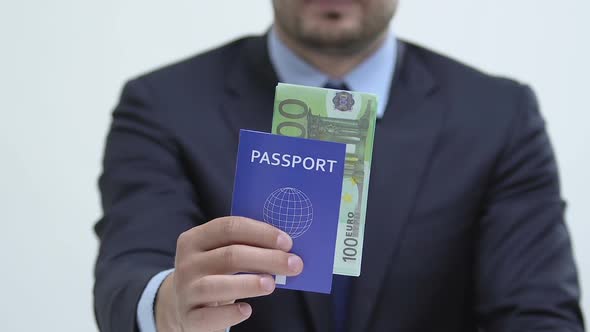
(231, 129, 346, 294)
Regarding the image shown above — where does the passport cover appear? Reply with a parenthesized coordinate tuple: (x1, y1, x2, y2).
(231, 129, 346, 294)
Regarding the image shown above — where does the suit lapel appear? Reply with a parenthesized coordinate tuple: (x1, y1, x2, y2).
(347, 41, 447, 332)
(222, 36, 278, 137)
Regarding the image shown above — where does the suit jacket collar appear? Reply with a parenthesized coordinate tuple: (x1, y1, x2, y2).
(346, 41, 446, 332)
(226, 35, 278, 98)
(222, 35, 447, 332)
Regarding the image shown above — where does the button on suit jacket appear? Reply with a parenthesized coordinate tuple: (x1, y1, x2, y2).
(93, 35, 585, 331)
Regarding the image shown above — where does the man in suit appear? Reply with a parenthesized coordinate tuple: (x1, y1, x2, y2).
(94, 0, 585, 331)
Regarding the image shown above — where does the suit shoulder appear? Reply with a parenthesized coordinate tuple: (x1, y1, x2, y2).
(128, 36, 256, 92)
(401, 40, 536, 132)
(401, 41, 540, 154)
(402, 40, 528, 99)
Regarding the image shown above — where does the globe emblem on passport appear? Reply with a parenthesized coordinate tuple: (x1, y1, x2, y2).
(332, 91, 355, 112)
(263, 187, 313, 238)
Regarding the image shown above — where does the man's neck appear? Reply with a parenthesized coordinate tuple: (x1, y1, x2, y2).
(274, 26, 388, 80)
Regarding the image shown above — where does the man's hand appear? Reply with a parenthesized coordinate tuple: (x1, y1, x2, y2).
(155, 216, 304, 332)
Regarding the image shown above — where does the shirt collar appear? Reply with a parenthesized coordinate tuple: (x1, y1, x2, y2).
(267, 26, 397, 118)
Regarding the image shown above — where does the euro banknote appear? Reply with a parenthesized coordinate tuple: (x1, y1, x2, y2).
(271, 83, 377, 277)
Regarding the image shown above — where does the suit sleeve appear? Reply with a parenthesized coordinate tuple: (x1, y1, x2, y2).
(93, 78, 204, 331)
(475, 85, 585, 331)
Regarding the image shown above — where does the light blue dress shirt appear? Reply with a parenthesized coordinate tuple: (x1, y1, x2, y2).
(136, 26, 397, 332)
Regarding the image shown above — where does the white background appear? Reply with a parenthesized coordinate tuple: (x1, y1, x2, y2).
(0, 1, 588, 331)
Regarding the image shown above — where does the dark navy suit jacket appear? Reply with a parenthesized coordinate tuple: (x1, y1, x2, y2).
(94, 35, 584, 331)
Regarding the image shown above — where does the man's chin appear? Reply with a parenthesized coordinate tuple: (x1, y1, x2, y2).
(300, 21, 361, 44)
(298, 32, 367, 55)
(304, 14, 360, 32)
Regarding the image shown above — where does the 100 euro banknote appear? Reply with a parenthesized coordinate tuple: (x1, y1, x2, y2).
(271, 83, 377, 276)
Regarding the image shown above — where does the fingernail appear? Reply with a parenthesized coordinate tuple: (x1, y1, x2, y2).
(276, 233, 292, 251)
(287, 255, 303, 273)
(238, 302, 252, 316)
(260, 276, 275, 293)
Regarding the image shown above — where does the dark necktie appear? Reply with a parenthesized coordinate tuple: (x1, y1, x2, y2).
(323, 81, 352, 332)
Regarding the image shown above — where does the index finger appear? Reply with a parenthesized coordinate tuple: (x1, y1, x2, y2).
(188, 216, 293, 252)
